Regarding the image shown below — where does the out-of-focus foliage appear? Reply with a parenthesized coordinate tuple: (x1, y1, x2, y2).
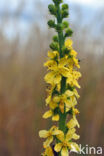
(0, 0, 104, 156)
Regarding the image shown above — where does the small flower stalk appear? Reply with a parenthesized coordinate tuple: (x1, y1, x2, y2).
(39, 0, 81, 155)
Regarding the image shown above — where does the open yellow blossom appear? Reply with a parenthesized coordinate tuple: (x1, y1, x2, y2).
(54, 129, 80, 156)
(39, 126, 62, 148)
(44, 59, 72, 84)
(42, 146, 54, 156)
(67, 70, 81, 88)
(43, 110, 59, 121)
(48, 51, 59, 59)
(53, 90, 78, 113)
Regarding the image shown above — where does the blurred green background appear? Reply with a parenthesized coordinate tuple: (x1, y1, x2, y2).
(0, 0, 104, 155)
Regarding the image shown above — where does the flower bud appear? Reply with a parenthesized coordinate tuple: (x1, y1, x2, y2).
(52, 0, 63, 5)
(65, 28, 73, 37)
(56, 24, 63, 32)
(62, 4, 69, 10)
(48, 4, 56, 16)
(62, 21, 69, 28)
(53, 35, 59, 42)
(48, 20, 56, 28)
(50, 42, 59, 51)
(61, 9, 69, 19)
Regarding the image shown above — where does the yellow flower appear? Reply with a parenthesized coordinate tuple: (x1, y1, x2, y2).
(42, 146, 54, 156)
(67, 116, 80, 129)
(39, 126, 62, 148)
(43, 110, 59, 121)
(72, 108, 80, 115)
(65, 39, 73, 49)
(67, 70, 81, 88)
(70, 49, 77, 57)
(44, 59, 71, 85)
(54, 129, 80, 156)
(48, 51, 59, 59)
(53, 90, 77, 113)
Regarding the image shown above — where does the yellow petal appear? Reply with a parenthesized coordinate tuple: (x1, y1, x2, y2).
(52, 114, 59, 121)
(73, 89, 80, 98)
(73, 108, 80, 115)
(54, 143, 62, 152)
(72, 133, 80, 140)
(59, 58, 68, 66)
(65, 90, 74, 97)
(66, 128, 76, 141)
(73, 80, 81, 88)
(70, 49, 77, 57)
(56, 132, 64, 142)
(70, 142, 80, 152)
(65, 39, 73, 49)
(67, 117, 80, 129)
(61, 147, 69, 156)
(44, 60, 56, 68)
(46, 95, 51, 105)
(49, 101, 58, 109)
(52, 129, 63, 135)
(39, 130, 48, 138)
(43, 110, 53, 119)
(44, 147, 54, 156)
(44, 71, 55, 84)
(48, 51, 59, 59)
(60, 67, 71, 78)
(53, 96, 60, 103)
(43, 136, 53, 148)
(65, 99, 73, 109)
(54, 74, 61, 84)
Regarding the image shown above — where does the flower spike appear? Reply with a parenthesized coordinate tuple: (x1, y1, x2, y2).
(39, 0, 82, 155)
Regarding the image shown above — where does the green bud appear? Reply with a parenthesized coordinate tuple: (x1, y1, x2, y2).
(48, 4, 56, 16)
(50, 42, 59, 51)
(61, 9, 69, 19)
(62, 46, 70, 55)
(56, 24, 63, 32)
(65, 28, 73, 37)
(52, 0, 63, 5)
(62, 4, 69, 10)
(62, 21, 69, 28)
(53, 35, 59, 42)
(48, 20, 56, 28)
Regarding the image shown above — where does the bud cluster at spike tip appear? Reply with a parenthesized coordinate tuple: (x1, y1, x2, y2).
(39, 0, 82, 156)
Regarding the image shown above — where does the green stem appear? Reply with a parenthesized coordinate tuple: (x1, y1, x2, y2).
(56, 4, 66, 134)
(56, 4, 64, 58)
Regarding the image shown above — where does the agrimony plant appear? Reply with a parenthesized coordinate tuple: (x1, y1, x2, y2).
(39, 0, 81, 155)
